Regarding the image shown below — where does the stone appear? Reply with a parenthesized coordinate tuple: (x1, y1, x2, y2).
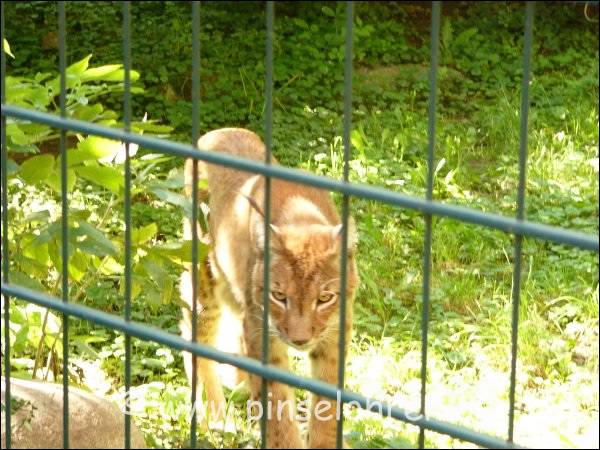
(1, 377, 146, 449)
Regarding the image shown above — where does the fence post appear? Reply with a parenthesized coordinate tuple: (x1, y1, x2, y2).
(418, 1, 441, 448)
(508, 2, 534, 442)
(1, 1, 12, 446)
(190, 1, 201, 448)
(122, 2, 132, 448)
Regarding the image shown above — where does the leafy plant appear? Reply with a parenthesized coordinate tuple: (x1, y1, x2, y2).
(3, 48, 208, 390)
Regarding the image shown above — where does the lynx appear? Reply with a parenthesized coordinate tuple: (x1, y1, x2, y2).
(180, 128, 359, 448)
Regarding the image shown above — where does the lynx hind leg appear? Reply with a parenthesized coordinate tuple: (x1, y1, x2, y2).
(179, 256, 226, 422)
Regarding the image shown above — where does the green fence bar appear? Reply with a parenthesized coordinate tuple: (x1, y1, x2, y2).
(1, 282, 527, 449)
(508, 2, 534, 442)
(418, 2, 441, 448)
(122, 2, 132, 448)
(336, 2, 354, 448)
(260, 2, 274, 447)
(190, 1, 200, 448)
(1, 1, 11, 447)
(57, 2, 70, 448)
(4, 106, 594, 252)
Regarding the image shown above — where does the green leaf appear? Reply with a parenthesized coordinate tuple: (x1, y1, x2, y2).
(6, 159, 20, 177)
(34, 72, 53, 83)
(45, 168, 76, 193)
(29, 223, 61, 248)
(121, 274, 144, 300)
(351, 129, 365, 154)
(67, 54, 92, 77)
(293, 18, 309, 29)
(7, 124, 29, 145)
(80, 64, 123, 82)
(48, 238, 68, 273)
(46, 54, 93, 93)
(18, 251, 50, 278)
(75, 164, 123, 193)
(14, 123, 52, 145)
(131, 121, 173, 134)
(99, 256, 124, 275)
(150, 188, 191, 215)
(161, 277, 173, 305)
(10, 271, 46, 292)
(3, 38, 15, 58)
(69, 136, 123, 166)
(152, 240, 208, 264)
(72, 339, 100, 359)
(72, 103, 104, 122)
(147, 175, 185, 190)
(142, 258, 170, 287)
(145, 288, 162, 309)
(322, 6, 335, 16)
(101, 68, 140, 82)
(132, 223, 158, 246)
(20, 154, 55, 184)
(75, 221, 118, 257)
(69, 250, 89, 282)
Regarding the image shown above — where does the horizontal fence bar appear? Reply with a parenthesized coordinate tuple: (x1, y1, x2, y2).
(2, 105, 598, 252)
(1, 282, 525, 449)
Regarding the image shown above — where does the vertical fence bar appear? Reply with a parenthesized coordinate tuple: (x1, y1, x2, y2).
(190, 1, 200, 448)
(122, 2, 132, 448)
(260, 2, 274, 448)
(1, 1, 11, 448)
(418, 2, 440, 448)
(335, 2, 353, 448)
(508, 1, 534, 442)
(57, 2, 70, 448)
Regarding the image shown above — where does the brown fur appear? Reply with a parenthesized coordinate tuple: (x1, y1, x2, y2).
(180, 128, 359, 448)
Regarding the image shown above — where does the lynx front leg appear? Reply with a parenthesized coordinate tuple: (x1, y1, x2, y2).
(179, 262, 226, 423)
(308, 316, 353, 449)
(243, 306, 304, 449)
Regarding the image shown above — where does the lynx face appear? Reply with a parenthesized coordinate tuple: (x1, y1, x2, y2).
(252, 222, 358, 351)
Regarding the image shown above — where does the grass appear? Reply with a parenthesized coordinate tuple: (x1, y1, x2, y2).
(3, 1, 598, 448)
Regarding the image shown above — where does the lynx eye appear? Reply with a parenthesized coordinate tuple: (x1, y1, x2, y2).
(270, 291, 288, 307)
(318, 291, 336, 304)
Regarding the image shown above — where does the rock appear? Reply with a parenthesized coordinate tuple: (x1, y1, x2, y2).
(1, 377, 146, 449)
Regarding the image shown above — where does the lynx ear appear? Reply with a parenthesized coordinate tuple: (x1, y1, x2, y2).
(331, 218, 358, 252)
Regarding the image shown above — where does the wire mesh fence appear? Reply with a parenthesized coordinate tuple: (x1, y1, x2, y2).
(1, 1, 598, 449)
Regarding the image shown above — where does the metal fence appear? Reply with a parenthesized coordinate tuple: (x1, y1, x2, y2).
(1, 1, 598, 449)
